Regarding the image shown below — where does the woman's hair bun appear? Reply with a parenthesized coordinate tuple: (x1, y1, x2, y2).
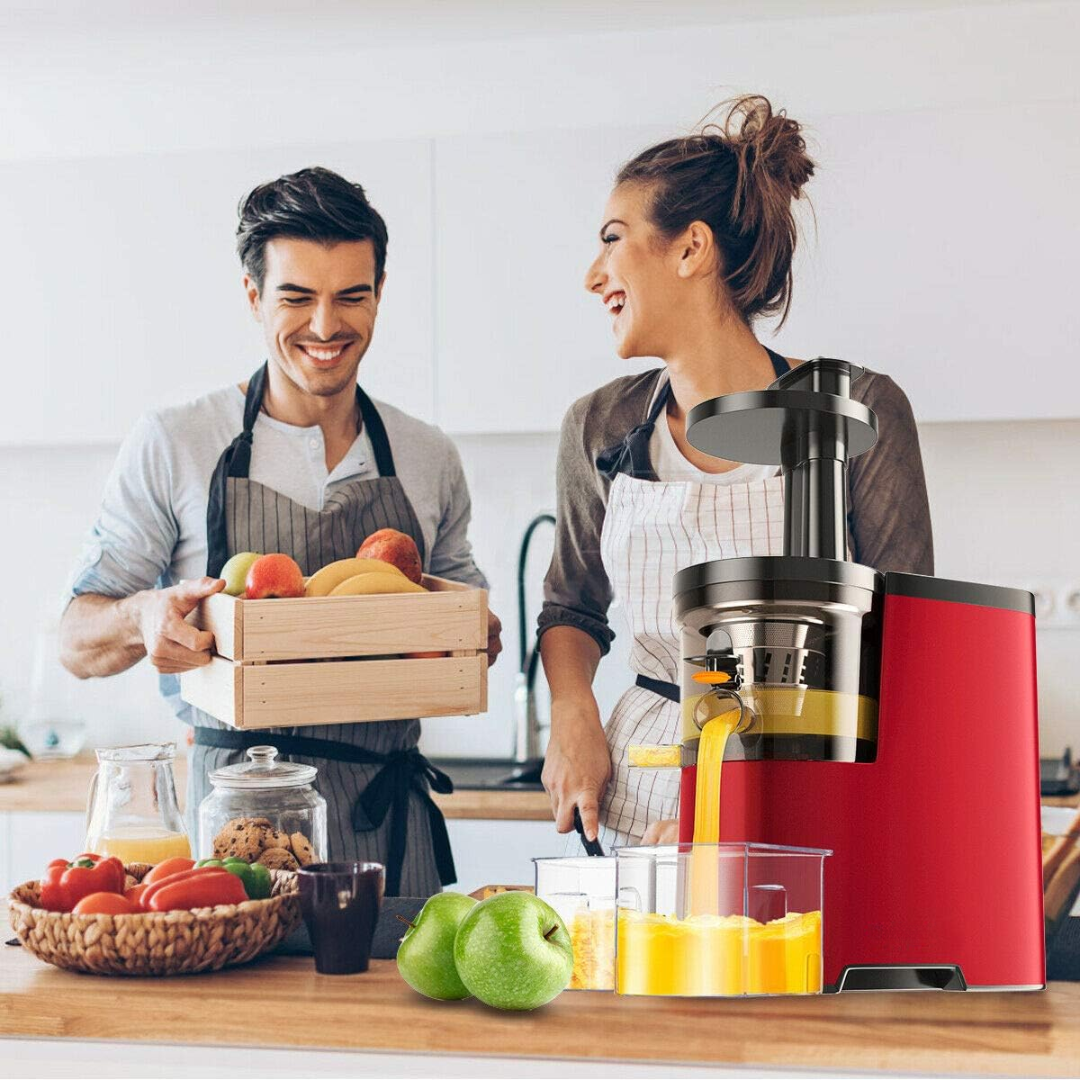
(708, 95, 814, 199)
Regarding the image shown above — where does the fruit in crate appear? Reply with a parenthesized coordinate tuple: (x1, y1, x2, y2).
(396, 891, 478, 1000)
(244, 553, 305, 599)
(219, 551, 262, 596)
(452, 892, 574, 1010)
(357, 528, 423, 584)
(304, 557, 405, 597)
(328, 572, 427, 596)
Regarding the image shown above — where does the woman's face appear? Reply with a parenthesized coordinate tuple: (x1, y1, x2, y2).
(584, 182, 687, 360)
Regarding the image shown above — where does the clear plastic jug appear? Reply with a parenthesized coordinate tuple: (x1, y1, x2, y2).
(84, 743, 190, 864)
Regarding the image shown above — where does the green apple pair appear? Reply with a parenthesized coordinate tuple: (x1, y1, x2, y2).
(396, 891, 574, 1011)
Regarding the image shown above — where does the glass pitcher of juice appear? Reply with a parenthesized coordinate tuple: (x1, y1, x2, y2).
(85, 743, 190, 863)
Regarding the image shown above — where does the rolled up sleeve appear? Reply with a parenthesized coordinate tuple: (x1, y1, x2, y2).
(848, 373, 934, 575)
(69, 412, 179, 600)
(537, 397, 615, 655)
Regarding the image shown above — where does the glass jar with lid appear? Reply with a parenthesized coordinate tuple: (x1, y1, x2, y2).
(198, 745, 327, 871)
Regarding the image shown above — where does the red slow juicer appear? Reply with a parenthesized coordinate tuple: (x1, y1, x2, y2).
(672, 359, 1043, 992)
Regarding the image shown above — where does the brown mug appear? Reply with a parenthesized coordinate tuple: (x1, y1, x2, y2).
(298, 861, 385, 975)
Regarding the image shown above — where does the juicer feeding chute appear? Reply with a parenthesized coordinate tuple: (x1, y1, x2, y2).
(686, 358, 878, 562)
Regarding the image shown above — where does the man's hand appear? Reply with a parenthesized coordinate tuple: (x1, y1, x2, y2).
(135, 577, 225, 675)
(542, 697, 611, 843)
(641, 818, 680, 846)
(486, 609, 503, 667)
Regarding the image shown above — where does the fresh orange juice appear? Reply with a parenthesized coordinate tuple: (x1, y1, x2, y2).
(617, 909, 822, 995)
(85, 827, 191, 864)
(687, 705, 741, 915)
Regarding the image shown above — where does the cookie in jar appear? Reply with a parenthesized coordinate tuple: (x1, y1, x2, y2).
(198, 746, 326, 866)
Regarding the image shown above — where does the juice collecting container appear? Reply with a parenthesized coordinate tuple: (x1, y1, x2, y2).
(615, 842, 831, 996)
(534, 856, 618, 990)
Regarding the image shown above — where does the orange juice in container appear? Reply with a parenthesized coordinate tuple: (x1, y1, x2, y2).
(84, 743, 191, 863)
(615, 842, 830, 997)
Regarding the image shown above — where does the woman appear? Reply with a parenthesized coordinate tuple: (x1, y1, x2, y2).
(538, 96, 933, 851)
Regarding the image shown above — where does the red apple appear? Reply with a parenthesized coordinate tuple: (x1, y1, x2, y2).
(245, 553, 305, 599)
(357, 529, 423, 585)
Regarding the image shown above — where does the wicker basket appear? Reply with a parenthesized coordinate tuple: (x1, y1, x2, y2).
(7, 863, 301, 976)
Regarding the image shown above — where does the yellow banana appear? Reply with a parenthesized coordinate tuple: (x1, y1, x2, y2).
(328, 572, 427, 597)
(304, 558, 404, 597)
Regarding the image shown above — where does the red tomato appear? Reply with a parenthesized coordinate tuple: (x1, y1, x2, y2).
(143, 857, 196, 884)
(72, 892, 138, 916)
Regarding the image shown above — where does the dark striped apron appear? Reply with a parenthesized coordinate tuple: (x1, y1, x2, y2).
(188, 363, 453, 897)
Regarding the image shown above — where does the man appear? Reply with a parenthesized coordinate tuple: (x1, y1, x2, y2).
(60, 167, 502, 897)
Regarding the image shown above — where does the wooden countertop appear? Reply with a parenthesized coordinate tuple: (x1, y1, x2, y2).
(0, 753, 553, 822)
(1, 936, 1078, 1076)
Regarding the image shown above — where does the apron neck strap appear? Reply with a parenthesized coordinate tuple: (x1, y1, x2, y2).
(358, 386, 396, 478)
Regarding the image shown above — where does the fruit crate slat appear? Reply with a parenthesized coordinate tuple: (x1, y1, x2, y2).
(190, 575, 487, 662)
(180, 654, 488, 729)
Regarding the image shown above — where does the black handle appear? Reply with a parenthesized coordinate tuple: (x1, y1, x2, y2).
(574, 806, 605, 857)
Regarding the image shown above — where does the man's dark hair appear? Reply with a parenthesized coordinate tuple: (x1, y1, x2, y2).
(236, 166, 388, 292)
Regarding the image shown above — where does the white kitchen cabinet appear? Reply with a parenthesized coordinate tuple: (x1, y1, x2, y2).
(771, 100, 1080, 422)
(0, 138, 435, 447)
(433, 125, 668, 434)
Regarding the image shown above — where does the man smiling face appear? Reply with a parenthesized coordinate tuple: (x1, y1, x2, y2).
(245, 237, 385, 398)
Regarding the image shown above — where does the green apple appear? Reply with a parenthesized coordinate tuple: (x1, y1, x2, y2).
(219, 551, 261, 597)
(396, 892, 477, 1000)
(453, 892, 573, 1011)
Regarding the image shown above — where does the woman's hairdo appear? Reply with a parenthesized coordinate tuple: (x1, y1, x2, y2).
(236, 166, 389, 292)
(617, 95, 815, 326)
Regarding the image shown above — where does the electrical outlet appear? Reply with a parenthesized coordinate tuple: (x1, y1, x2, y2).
(1021, 578, 1080, 630)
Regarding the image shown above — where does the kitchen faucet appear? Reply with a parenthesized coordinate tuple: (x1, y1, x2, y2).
(509, 512, 555, 780)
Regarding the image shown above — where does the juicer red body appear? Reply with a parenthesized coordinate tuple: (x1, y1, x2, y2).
(678, 585, 1045, 991)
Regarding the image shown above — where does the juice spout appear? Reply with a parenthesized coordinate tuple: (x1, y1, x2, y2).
(692, 687, 752, 736)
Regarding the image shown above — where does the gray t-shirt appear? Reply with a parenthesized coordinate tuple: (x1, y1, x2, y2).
(70, 383, 487, 601)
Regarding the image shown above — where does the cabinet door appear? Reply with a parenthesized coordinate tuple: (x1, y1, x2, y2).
(434, 126, 668, 433)
(771, 101, 1080, 421)
(0, 138, 434, 446)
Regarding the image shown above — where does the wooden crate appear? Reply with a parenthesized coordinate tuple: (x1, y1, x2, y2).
(178, 575, 487, 730)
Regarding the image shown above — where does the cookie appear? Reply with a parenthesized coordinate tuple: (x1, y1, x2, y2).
(213, 817, 266, 862)
(289, 831, 315, 867)
(258, 847, 300, 872)
(262, 827, 291, 852)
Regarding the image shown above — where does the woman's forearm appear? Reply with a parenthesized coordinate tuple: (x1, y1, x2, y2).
(540, 625, 602, 711)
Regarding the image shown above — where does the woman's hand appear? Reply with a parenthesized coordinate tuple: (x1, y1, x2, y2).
(542, 696, 612, 843)
(641, 818, 680, 846)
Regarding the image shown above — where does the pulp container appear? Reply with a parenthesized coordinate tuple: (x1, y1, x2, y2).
(534, 856, 617, 990)
(615, 842, 831, 997)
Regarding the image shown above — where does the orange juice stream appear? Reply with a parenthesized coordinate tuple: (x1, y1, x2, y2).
(85, 827, 191, 863)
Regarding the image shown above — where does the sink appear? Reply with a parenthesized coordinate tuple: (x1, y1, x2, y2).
(428, 757, 545, 791)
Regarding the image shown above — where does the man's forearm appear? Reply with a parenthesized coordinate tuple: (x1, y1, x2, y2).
(60, 593, 148, 679)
